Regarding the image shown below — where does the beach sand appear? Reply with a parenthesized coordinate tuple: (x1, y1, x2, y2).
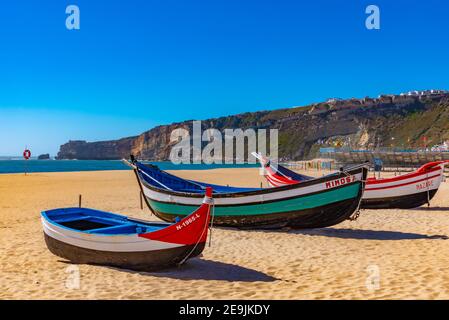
(1, 168, 449, 299)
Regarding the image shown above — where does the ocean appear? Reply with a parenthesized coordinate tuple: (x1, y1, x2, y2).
(0, 160, 259, 174)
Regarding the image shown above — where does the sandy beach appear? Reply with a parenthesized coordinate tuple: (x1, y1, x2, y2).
(1, 168, 449, 299)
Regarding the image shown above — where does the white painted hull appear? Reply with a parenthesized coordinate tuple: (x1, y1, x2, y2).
(42, 217, 181, 252)
(364, 167, 444, 200)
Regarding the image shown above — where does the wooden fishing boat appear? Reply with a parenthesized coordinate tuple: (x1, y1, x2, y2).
(252, 152, 448, 210)
(41, 187, 212, 270)
(124, 157, 368, 229)
(362, 161, 447, 209)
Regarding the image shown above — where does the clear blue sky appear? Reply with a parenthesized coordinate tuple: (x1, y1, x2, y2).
(1, 0, 448, 156)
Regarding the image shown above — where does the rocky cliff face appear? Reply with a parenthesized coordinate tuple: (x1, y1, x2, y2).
(56, 137, 136, 160)
(56, 93, 449, 161)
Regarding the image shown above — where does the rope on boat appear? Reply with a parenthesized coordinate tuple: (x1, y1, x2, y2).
(138, 167, 173, 191)
(340, 166, 367, 221)
(177, 198, 213, 267)
(349, 198, 363, 221)
(426, 170, 431, 207)
(186, 178, 208, 190)
(209, 200, 215, 247)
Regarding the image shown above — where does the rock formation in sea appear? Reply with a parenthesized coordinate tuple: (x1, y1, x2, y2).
(56, 91, 449, 161)
(37, 154, 51, 160)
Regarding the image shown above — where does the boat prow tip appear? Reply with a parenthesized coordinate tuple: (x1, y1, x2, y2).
(205, 186, 213, 197)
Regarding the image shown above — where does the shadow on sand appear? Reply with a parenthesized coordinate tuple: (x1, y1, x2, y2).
(289, 228, 449, 240)
(408, 206, 449, 212)
(58, 259, 277, 282)
(144, 259, 277, 282)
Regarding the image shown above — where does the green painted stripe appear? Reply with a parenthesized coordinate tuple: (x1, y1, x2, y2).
(148, 182, 361, 217)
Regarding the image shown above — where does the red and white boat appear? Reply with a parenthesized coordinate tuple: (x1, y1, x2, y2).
(253, 152, 448, 209)
(362, 161, 447, 209)
(41, 187, 213, 270)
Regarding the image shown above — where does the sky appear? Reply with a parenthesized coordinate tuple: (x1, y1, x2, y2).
(1, 0, 448, 156)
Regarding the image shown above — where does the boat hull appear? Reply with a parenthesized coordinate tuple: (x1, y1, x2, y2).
(152, 196, 362, 229)
(361, 189, 438, 209)
(41, 191, 212, 270)
(361, 164, 445, 209)
(44, 233, 205, 271)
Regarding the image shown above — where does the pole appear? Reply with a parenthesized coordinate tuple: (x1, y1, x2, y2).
(79, 194, 82, 208)
(140, 191, 143, 210)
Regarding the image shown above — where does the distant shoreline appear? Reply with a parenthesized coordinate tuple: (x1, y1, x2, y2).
(0, 160, 259, 174)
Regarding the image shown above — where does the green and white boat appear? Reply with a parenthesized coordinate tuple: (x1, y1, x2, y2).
(125, 158, 368, 229)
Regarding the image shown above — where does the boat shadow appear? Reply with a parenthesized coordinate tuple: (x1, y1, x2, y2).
(72, 258, 277, 282)
(408, 206, 449, 212)
(288, 228, 449, 240)
(143, 258, 277, 282)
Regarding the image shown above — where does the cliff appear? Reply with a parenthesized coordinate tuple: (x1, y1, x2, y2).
(57, 137, 136, 160)
(56, 92, 449, 161)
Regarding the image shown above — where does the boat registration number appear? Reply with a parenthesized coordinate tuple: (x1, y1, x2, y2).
(176, 213, 201, 230)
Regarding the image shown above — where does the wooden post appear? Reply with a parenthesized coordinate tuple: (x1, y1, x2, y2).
(78, 194, 82, 208)
(140, 191, 143, 210)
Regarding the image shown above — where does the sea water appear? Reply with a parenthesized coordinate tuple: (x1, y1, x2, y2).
(0, 160, 259, 174)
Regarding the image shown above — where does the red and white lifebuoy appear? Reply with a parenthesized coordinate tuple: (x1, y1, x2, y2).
(23, 149, 31, 160)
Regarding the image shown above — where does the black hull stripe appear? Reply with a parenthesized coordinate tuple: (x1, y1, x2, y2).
(361, 189, 438, 209)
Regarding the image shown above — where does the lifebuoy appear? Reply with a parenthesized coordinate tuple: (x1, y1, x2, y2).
(23, 149, 31, 160)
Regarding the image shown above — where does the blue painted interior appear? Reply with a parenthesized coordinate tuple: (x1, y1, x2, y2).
(42, 207, 170, 235)
(137, 162, 261, 193)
